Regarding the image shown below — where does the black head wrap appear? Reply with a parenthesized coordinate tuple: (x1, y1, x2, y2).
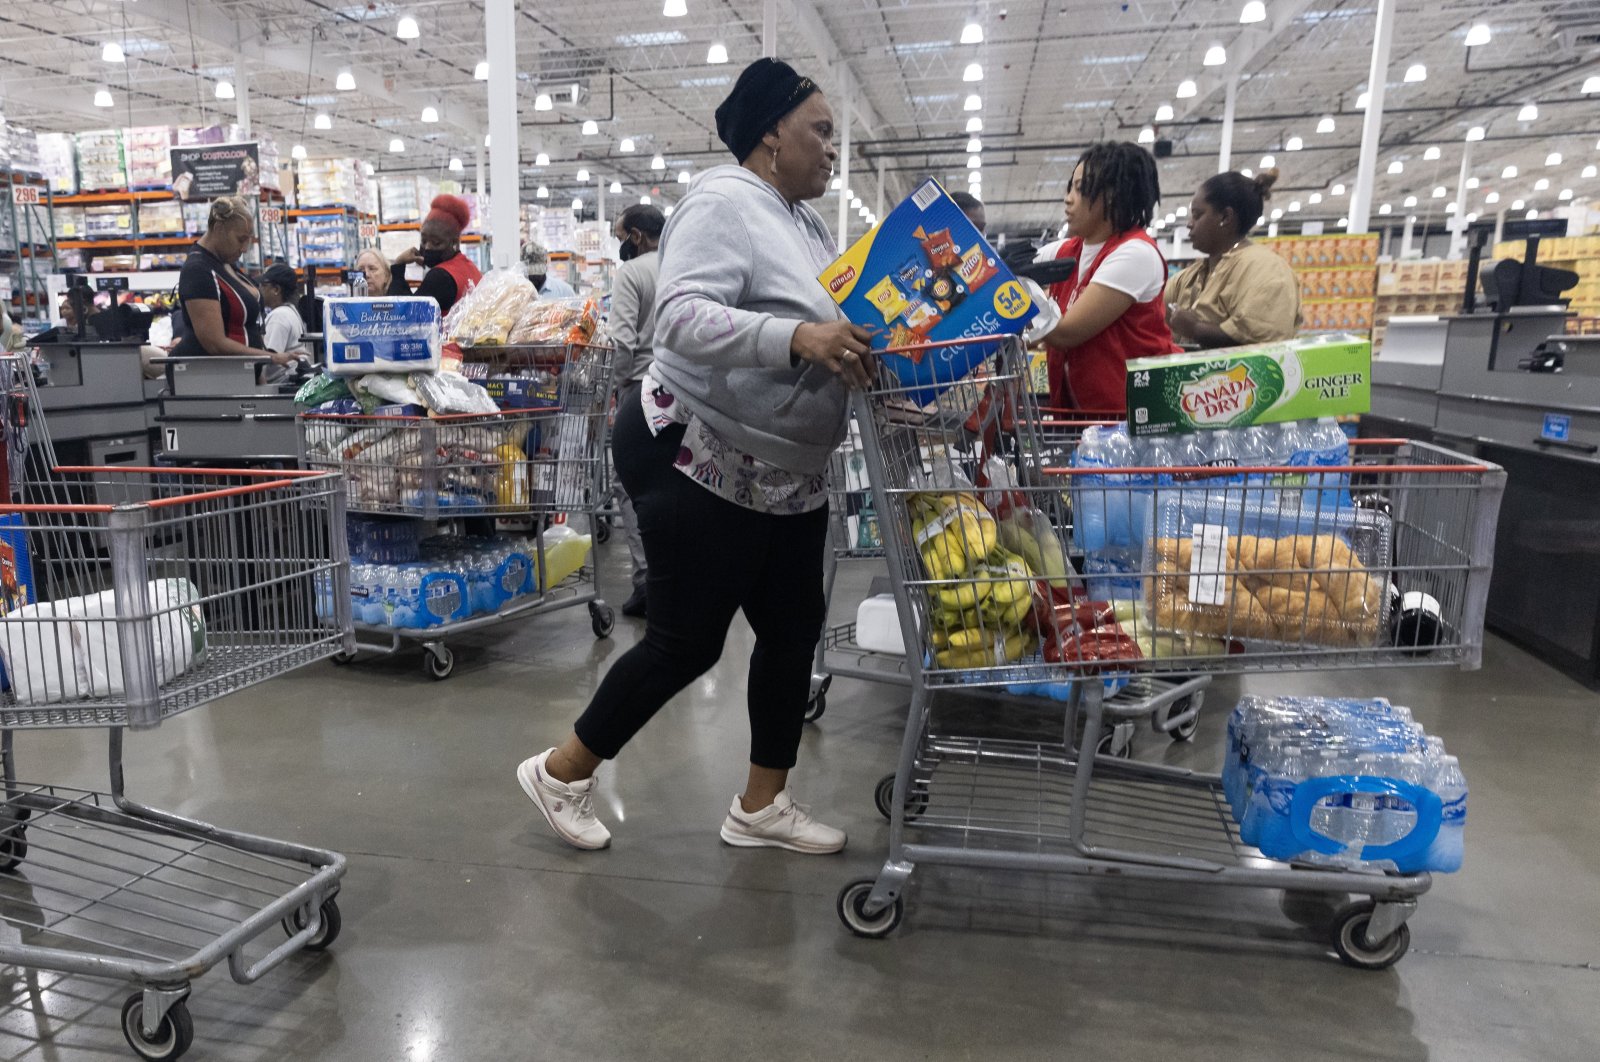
(715, 58, 820, 163)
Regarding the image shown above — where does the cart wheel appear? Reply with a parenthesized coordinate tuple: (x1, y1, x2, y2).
(590, 604, 615, 639)
(872, 773, 928, 823)
(593, 519, 612, 545)
(1330, 901, 1411, 970)
(804, 674, 832, 723)
(282, 897, 342, 952)
(1156, 694, 1201, 742)
(424, 647, 454, 681)
(1096, 727, 1133, 759)
(330, 650, 357, 666)
(837, 879, 903, 939)
(121, 994, 193, 1062)
(0, 827, 27, 873)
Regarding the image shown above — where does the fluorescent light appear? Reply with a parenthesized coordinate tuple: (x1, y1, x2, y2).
(576, 168, 590, 182)
(620, 137, 635, 152)
(964, 94, 981, 111)
(421, 106, 439, 123)
(1584, 76, 1600, 95)
(1176, 206, 1188, 217)
(534, 93, 553, 111)
(851, 197, 862, 208)
(397, 15, 419, 39)
(1502, 165, 1517, 178)
(859, 206, 869, 217)
(651, 154, 666, 170)
(1286, 137, 1303, 152)
(1432, 185, 1446, 197)
(337, 71, 356, 91)
(1331, 183, 1345, 196)
(966, 117, 983, 133)
(1309, 192, 1322, 204)
(1356, 91, 1370, 110)
(963, 63, 983, 82)
(961, 22, 984, 44)
(1260, 154, 1275, 168)
(1583, 165, 1598, 179)
(1525, 209, 1537, 219)
(1204, 45, 1227, 66)
(1270, 208, 1283, 219)
(1138, 126, 1155, 144)
(1403, 195, 1417, 207)
(1239, 1, 1266, 24)
(1545, 152, 1562, 167)
(1387, 160, 1404, 174)
(1404, 64, 1426, 83)
(1466, 213, 1478, 223)
(1517, 103, 1538, 121)
(1378, 204, 1391, 215)
(967, 155, 982, 169)
(1337, 217, 1349, 228)
(93, 88, 113, 108)
(1484, 192, 1499, 204)
(572, 197, 583, 211)
(1240, 167, 1253, 177)
(449, 157, 463, 172)
(707, 42, 728, 64)
(1176, 79, 1197, 99)
(677, 170, 690, 184)
(535, 152, 550, 167)
(663, 0, 686, 15)
(1155, 103, 1174, 122)
(1423, 146, 1440, 160)
(966, 137, 982, 153)
(1287, 200, 1301, 212)
(1534, 177, 1549, 191)
(314, 113, 331, 130)
(1465, 23, 1491, 47)
(1466, 126, 1485, 142)
(214, 80, 235, 100)
(536, 185, 548, 198)
(610, 180, 622, 193)
(1558, 188, 1573, 201)
(968, 171, 981, 184)
(475, 61, 489, 80)
(291, 144, 307, 161)
(101, 42, 124, 63)
(582, 120, 599, 136)
(1512, 198, 1524, 210)
(389, 138, 405, 153)
(1316, 115, 1335, 134)
(1466, 177, 1479, 189)
(640, 195, 653, 205)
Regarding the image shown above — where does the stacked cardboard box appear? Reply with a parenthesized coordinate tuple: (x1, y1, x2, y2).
(1261, 234, 1380, 338)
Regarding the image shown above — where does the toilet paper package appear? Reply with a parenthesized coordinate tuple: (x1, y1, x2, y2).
(324, 297, 443, 376)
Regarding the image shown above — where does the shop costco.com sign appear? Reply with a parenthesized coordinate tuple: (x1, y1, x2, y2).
(169, 142, 260, 201)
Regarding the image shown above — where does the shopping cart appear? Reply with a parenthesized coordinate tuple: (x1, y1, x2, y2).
(0, 356, 352, 1059)
(835, 335, 1505, 971)
(299, 340, 617, 678)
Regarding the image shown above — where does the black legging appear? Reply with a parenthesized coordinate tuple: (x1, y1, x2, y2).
(573, 386, 827, 770)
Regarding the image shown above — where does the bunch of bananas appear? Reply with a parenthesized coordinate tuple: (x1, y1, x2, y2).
(911, 492, 1043, 669)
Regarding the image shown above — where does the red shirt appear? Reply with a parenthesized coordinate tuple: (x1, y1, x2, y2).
(1045, 229, 1180, 412)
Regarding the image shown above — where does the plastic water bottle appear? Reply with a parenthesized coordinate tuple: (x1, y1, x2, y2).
(1425, 755, 1468, 873)
(1308, 417, 1352, 511)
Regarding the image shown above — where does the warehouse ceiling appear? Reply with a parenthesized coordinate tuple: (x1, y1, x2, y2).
(0, 0, 1596, 239)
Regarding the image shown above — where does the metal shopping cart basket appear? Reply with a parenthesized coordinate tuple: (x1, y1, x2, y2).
(299, 340, 617, 679)
(0, 356, 352, 1059)
(835, 335, 1505, 970)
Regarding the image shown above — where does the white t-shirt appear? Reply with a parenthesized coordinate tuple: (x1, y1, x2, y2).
(1034, 238, 1165, 304)
(263, 304, 306, 354)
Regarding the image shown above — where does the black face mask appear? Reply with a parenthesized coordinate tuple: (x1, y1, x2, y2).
(421, 247, 451, 268)
(618, 237, 638, 262)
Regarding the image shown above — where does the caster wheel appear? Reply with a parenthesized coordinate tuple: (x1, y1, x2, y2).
(1156, 694, 1200, 742)
(121, 994, 194, 1062)
(872, 773, 929, 823)
(837, 879, 903, 939)
(804, 675, 832, 723)
(330, 650, 356, 666)
(282, 897, 342, 952)
(0, 827, 27, 873)
(1330, 901, 1411, 970)
(424, 647, 454, 681)
(593, 520, 612, 545)
(590, 604, 615, 639)
(1096, 727, 1132, 759)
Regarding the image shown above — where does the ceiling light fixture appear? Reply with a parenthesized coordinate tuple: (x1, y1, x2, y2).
(1558, 188, 1574, 200)
(966, 137, 982, 153)
(1286, 137, 1303, 151)
(707, 42, 728, 64)
(1337, 217, 1349, 228)
(1525, 209, 1537, 219)
(964, 63, 983, 82)
(1545, 152, 1562, 167)
(291, 144, 307, 160)
(678, 170, 690, 184)
(421, 106, 439, 123)
(93, 88, 113, 108)
(663, 0, 686, 15)
(1388, 160, 1404, 174)
(389, 138, 405, 153)
(619, 137, 635, 152)
(1534, 177, 1550, 191)
(1466, 125, 1485, 142)
(964, 94, 981, 111)
(1317, 115, 1335, 134)
(610, 180, 623, 193)
(1583, 76, 1600, 95)
(1240, 167, 1253, 177)
(1239, 1, 1266, 24)
(535, 152, 550, 166)
(1517, 103, 1538, 121)
(651, 154, 666, 170)
(1204, 45, 1227, 66)
(575, 168, 590, 183)
(1176, 79, 1197, 99)
(582, 120, 599, 136)
(1331, 183, 1345, 196)
(536, 185, 548, 198)
(1466, 177, 1479, 189)
(830, 177, 841, 190)
(215, 80, 235, 100)
(1270, 208, 1283, 219)
(1423, 146, 1440, 160)
(1583, 165, 1598, 179)
(1356, 91, 1370, 110)
(1502, 165, 1518, 178)
(966, 117, 983, 133)
(101, 42, 124, 63)
(1309, 192, 1322, 204)
(314, 113, 332, 130)
(1404, 63, 1426, 83)
(1138, 126, 1155, 144)
(336, 71, 356, 91)
(475, 61, 489, 80)
(364, 161, 375, 176)
(534, 93, 553, 111)
(397, 16, 419, 39)
(1261, 154, 1276, 168)
(967, 155, 982, 168)
(1288, 200, 1301, 212)
(572, 197, 584, 211)
(1432, 185, 1446, 197)
(1378, 203, 1392, 215)
(664, 205, 674, 217)
(1464, 23, 1491, 47)
(1484, 192, 1499, 204)
(1512, 198, 1524, 210)
(449, 157, 463, 172)
(484, 134, 491, 146)
(961, 22, 984, 44)
(1403, 195, 1417, 207)
(1154, 102, 1174, 122)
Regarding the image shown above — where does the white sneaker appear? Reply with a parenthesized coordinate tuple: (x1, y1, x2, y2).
(516, 749, 611, 850)
(720, 788, 846, 854)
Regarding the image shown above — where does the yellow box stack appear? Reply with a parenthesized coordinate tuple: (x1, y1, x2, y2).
(1493, 235, 1600, 335)
(1260, 234, 1380, 339)
(1371, 259, 1472, 351)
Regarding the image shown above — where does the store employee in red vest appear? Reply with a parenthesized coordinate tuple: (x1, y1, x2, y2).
(386, 194, 482, 314)
(1027, 142, 1180, 413)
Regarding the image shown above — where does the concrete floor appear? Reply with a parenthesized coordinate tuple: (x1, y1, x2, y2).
(0, 551, 1596, 1061)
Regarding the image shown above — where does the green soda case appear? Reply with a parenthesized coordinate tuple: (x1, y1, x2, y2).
(1125, 335, 1372, 437)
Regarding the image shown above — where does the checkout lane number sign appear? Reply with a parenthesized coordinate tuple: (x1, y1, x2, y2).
(1541, 413, 1571, 443)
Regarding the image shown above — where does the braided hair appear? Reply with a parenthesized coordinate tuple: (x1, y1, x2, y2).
(1073, 141, 1162, 233)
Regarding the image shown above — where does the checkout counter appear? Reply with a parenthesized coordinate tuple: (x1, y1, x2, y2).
(1368, 305, 1600, 688)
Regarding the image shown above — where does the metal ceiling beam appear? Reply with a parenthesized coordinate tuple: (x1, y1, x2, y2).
(1173, 0, 1321, 123)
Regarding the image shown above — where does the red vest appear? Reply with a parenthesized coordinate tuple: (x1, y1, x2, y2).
(1045, 229, 1179, 412)
(435, 252, 482, 313)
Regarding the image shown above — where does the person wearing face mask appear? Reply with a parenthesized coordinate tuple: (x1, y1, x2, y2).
(520, 242, 578, 298)
(385, 195, 481, 314)
(172, 196, 295, 367)
(1027, 141, 1179, 412)
(1166, 168, 1301, 348)
(516, 57, 871, 856)
(607, 203, 665, 619)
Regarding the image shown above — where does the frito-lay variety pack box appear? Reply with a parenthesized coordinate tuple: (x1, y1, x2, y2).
(817, 179, 1036, 405)
(1126, 335, 1371, 437)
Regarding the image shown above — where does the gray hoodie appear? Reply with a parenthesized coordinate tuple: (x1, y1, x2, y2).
(652, 165, 848, 476)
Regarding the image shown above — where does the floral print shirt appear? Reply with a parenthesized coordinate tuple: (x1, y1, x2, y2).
(640, 365, 829, 515)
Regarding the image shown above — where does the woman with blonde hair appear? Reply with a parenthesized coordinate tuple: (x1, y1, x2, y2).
(172, 196, 294, 366)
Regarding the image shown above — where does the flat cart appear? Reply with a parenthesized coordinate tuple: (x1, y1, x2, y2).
(299, 340, 617, 679)
(0, 355, 353, 1059)
(836, 335, 1505, 970)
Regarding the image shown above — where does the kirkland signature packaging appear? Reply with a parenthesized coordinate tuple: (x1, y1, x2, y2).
(323, 297, 442, 376)
(1125, 335, 1372, 436)
(818, 179, 1037, 405)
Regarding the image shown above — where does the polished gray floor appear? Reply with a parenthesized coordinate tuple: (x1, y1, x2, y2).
(0, 550, 1596, 1061)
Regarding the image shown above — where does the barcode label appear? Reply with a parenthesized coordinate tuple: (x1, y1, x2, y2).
(912, 181, 941, 211)
(342, 344, 362, 360)
(1188, 523, 1230, 606)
